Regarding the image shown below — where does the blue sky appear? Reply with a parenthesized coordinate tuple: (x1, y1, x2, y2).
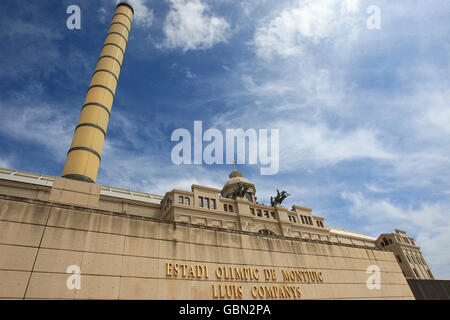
(0, 0, 449, 279)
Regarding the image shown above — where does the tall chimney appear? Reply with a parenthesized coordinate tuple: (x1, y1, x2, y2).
(62, 2, 134, 183)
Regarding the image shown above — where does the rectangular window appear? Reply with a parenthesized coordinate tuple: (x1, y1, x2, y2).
(205, 198, 210, 209)
(308, 217, 313, 225)
(264, 210, 269, 218)
(198, 197, 203, 207)
(301, 216, 305, 224)
(224, 204, 228, 212)
(292, 216, 297, 223)
(228, 205, 234, 213)
(185, 197, 190, 205)
(250, 208, 255, 215)
(211, 199, 216, 209)
(178, 196, 183, 204)
(257, 210, 262, 217)
(270, 212, 276, 219)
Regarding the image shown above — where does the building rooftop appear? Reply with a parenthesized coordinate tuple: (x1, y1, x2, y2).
(0, 167, 377, 242)
(329, 227, 377, 241)
(0, 167, 163, 205)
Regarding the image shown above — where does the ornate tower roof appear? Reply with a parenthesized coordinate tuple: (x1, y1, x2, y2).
(220, 162, 256, 202)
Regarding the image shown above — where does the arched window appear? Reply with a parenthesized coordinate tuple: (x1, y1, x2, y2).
(383, 237, 389, 246)
(258, 229, 275, 236)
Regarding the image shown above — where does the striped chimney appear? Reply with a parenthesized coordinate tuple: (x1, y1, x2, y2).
(62, 2, 134, 183)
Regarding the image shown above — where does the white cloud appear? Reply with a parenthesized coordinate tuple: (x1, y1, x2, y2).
(99, 145, 226, 195)
(160, 0, 231, 51)
(212, 105, 394, 173)
(241, 74, 295, 97)
(212, 68, 394, 173)
(423, 90, 450, 134)
(0, 103, 73, 161)
(364, 183, 394, 193)
(0, 157, 10, 169)
(253, 0, 361, 59)
(240, 68, 350, 110)
(171, 63, 197, 79)
(341, 191, 450, 279)
(277, 122, 395, 171)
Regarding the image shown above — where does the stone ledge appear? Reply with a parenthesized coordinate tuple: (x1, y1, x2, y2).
(49, 177, 101, 209)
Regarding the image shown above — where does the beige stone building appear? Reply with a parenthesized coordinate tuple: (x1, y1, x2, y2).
(0, 166, 431, 299)
(0, 1, 435, 300)
(376, 230, 434, 280)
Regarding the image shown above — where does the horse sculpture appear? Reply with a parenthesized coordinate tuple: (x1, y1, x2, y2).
(270, 189, 291, 207)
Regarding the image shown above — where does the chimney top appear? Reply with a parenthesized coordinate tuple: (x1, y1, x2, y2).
(117, 1, 134, 15)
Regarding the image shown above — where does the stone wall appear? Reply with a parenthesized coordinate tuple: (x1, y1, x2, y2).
(0, 195, 414, 299)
